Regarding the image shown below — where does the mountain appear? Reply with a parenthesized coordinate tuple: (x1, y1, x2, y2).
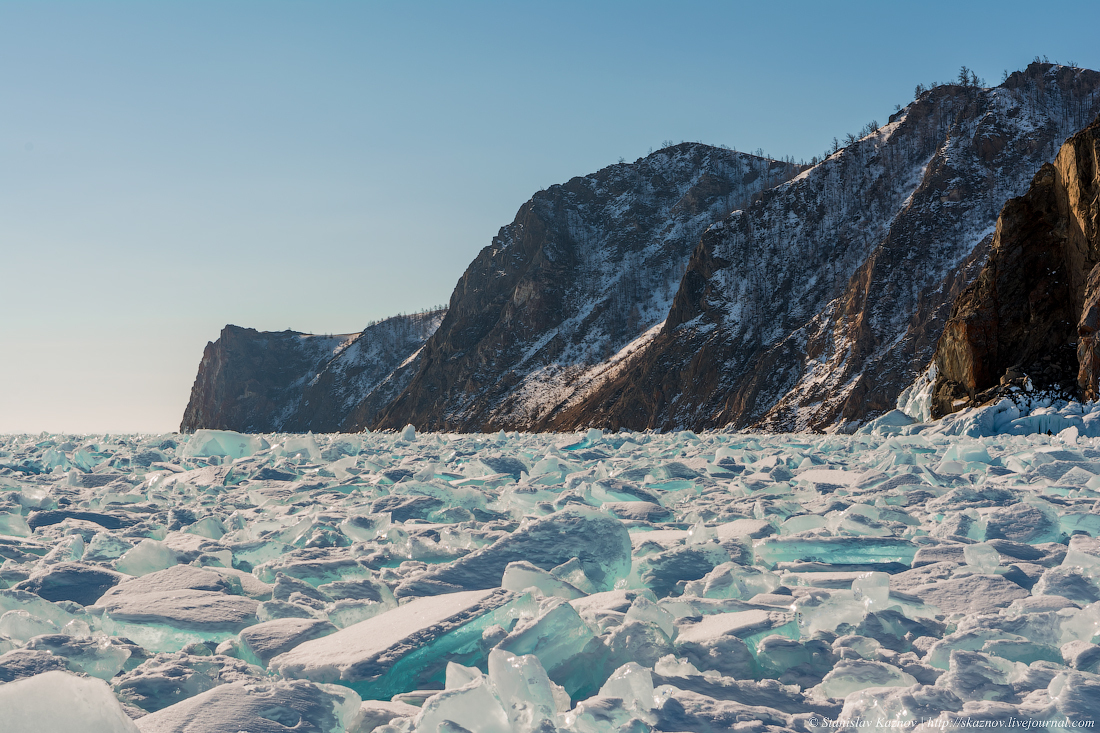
(371, 145, 805, 431)
(931, 112, 1100, 415)
(182, 63, 1100, 436)
(548, 63, 1100, 432)
(180, 310, 444, 433)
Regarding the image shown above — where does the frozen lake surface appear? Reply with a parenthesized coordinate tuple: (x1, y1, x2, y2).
(1, 411, 1099, 731)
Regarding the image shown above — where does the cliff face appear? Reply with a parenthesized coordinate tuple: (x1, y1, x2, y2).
(180, 310, 444, 433)
(932, 113, 1100, 415)
(552, 63, 1100, 432)
(180, 327, 349, 433)
(371, 144, 805, 432)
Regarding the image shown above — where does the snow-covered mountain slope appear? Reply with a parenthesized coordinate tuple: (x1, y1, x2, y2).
(290, 310, 446, 432)
(181, 310, 444, 433)
(372, 144, 806, 432)
(559, 63, 1100, 433)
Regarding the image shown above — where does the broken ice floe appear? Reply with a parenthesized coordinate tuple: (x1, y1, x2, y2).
(0, 424, 1099, 731)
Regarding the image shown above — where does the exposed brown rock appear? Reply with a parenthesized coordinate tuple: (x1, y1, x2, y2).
(1077, 264, 1100, 399)
(932, 114, 1100, 417)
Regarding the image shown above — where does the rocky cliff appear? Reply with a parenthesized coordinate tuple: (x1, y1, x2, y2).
(932, 113, 1100, 415)
(180, 310, 444, 433)
(372, 145, 804, 431)
(551, 63, 1100, 432)
(180, 327, 349, 433)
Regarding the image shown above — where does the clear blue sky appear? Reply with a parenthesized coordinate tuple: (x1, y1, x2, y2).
(3, 1, 1099, 434)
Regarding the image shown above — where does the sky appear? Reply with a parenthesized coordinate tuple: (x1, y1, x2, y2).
(3, 0, 1100, 434)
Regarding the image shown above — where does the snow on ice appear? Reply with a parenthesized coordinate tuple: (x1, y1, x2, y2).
(1, 411, 1100, 731)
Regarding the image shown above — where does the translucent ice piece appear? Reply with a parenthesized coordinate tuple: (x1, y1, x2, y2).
(400, 424, 417, 442)
(681, 562, 780, 601)
(832, 634, 883, 660)
(563, 695, 639, 733)
(676, 608, 798, 677)
(0, 589, 77, 630)
(114, 538, 177, 577)
(0, 670, 140, 732)
(40, 534, 85, 565)
(488, 649, 570, 732)
(338, 513, 391, 543)
(564, 428, 604, 452)
(653, 653, 703, 678)
(277, 435, 323, 461)
(183, 516, 227, 540)
(754, 537, 917, 568)
(852, 572, 890, 607)
(630, 543, 731, 599)
(502, 561, 586, 599)
(937, 649, 1022, 702)
(417, 671, 511, 733)
(779, 514, 827, 535)
(624, 595, 676, 639)
(924, 630, 1025, 670)
(811, 658, 917, 699)
(325, 599, 387, 629)
(182, 430, 269, 460)
(445, 660, 482, 689)
(0, 511, 31, 538)
(550, 557, 600, 595)
(0, 609, 59, 641)
(963, 542, 1001, 573)
(498, 597, 610, 699)
(26, 634, 131, 679)
(828, 503, 892, 537)
(942, 442, 992, 464)
(794, 590, 867, 637)
(686, 520, 717, 545)
(754, 634, 834, 682)
(330, 455, 357, 480)
(598, 662, 657, 712)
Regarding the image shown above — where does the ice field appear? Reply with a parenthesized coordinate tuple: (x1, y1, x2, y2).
(1, 401, 1100, 731)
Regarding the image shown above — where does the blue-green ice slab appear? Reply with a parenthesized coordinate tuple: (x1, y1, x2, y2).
(754, 537, 918, 568)
(270, 588, 528, 700)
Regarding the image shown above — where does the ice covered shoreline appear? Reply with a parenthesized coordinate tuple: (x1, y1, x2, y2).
(0, 421, 1099, 732)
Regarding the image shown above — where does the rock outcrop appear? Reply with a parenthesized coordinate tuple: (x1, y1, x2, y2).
(932, 113, 1100, 416)
(180, 310, 443, 433)
(180, 327, 349, 433)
